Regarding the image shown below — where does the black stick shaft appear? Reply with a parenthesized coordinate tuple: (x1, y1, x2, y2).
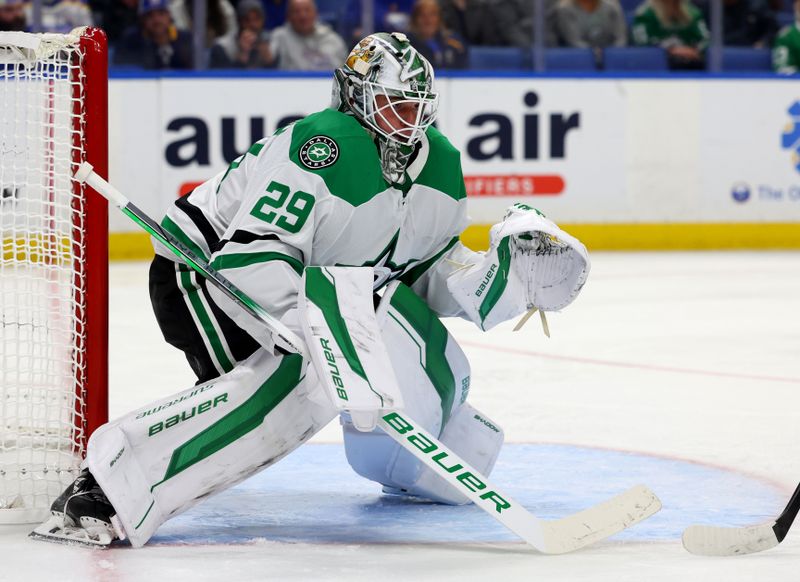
(773, 481, 800, 542)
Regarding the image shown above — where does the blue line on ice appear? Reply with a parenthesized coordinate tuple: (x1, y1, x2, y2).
(150, 443, 784, 545)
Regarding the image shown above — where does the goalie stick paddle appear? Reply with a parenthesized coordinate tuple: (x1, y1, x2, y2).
(76, 163, 662, 553)
(379, 411, 660, 553)
(682, 481, 800, 556)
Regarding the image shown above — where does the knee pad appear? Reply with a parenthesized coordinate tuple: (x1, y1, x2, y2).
(343, 403, 504, 505)
(342, 282, 503, 504)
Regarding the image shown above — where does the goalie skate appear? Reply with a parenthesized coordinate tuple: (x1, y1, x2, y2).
(29, 469, 125, 548)
(29, 514, 120, 548)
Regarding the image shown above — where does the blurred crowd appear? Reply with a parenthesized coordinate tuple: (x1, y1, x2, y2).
(0, 0, 797, 72)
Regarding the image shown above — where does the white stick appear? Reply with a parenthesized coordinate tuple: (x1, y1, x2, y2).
(79, 164, 662, 553)
(379, 410, 660, 553)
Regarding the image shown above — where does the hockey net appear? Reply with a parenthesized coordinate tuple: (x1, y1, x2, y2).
(0, 27, 107, 524)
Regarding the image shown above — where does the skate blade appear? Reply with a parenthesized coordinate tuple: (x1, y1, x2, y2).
(29, 515, 114, 549)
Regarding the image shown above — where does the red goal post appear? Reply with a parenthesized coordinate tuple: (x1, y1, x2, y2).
(0, 27, 108, 524)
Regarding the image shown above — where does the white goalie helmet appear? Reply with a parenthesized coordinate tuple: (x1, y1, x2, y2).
(332, 32, 439, 182)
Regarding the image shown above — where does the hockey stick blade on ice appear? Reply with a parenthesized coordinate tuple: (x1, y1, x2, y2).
(682, 482, 800, 556)
(76, 163, 662, 553)
(381, 410, 660, 553)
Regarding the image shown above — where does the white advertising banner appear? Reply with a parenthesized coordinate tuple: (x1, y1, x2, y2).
(438, 79, 628, 223)
(699, 81, 800, 221)
(107, 76, 800, 233)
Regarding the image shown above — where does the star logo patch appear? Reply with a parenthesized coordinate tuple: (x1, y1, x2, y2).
(299, 135, 339, 170)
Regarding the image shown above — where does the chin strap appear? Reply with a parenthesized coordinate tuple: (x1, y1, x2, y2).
(378, 139, 415, 184)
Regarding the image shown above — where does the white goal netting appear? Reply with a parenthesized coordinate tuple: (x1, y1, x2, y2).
(0, 30, 92, 524)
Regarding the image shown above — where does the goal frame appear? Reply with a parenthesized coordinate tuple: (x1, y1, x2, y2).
(0, 26, 108, 524)
(74, 27, 109, 448)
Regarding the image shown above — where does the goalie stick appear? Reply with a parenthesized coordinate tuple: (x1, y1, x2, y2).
(74, 162, 661, 553)
(682, 481, 800, 556)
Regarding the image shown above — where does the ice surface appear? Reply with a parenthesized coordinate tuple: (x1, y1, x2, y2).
(2, 252, 800, 581)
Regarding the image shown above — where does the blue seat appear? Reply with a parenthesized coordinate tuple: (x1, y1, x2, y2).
(468, 46, 528, 70)
(603, 46, 668, 71)
(721, 47, 772, 71)
(625, 10, 637, 28)
(618, 0, 643, 13)
(544, 48, 598, 71)
(777, 11, 796, 29)
(317, 0, 361, 38)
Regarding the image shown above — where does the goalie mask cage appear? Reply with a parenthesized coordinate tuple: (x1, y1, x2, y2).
(0, 27, 108, 524)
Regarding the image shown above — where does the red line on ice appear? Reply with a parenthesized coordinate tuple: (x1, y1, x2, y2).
(460, 340, 800, 384)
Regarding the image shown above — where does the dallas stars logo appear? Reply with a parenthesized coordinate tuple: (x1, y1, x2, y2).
(300, 135, 339, 170)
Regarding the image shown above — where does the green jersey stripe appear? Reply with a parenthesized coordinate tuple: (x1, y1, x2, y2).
(178, 269, 235, 373)
(216, 141, 266, 193)
(161, 216, 209, 262)
(210, 251, 304, 275)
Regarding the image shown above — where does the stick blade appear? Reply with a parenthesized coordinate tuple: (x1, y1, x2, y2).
(682, 523, 779, 556)
(541, 484, 662, 554)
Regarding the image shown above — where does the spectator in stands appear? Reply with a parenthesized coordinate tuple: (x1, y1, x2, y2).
(382, 2, 412, 32)
(696, 0, 778, 47)
(483, 0, 559, 47)
(440, 0, 493, 45)
(115, 0, 193, 69)
(37, 0, 93, 33)
(270, 0, 347, 70)
(484, 0, 534, 46)
(631, 0, 709, 69)
(0, 0, 27, 32)
(552, 0, 627, 53)
(210, 0, 274, 68)
(98, 0, 139, 44)
(773, 0, 800, 71)
(170, 0, 237, 50)
(406, 0, 468, 69)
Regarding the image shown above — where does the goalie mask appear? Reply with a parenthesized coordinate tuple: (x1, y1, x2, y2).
(331, 32, 439, 184)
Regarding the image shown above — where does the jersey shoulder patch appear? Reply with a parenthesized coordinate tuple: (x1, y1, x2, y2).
(289, 109, 387, 207)
(414, 126, 466, 202)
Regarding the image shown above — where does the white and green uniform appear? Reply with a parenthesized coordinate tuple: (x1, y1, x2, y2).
(154, 108, 481, 359)
(88, 108, 508, 547)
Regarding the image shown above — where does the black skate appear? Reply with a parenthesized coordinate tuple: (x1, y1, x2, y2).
(29, 469, 124, 548)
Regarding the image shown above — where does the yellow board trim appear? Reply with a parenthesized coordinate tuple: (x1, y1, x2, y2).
(108, 223, 800, 261)
(2, 235, 73, 264)
(110, 232, 156, 260)
(460, 223, 800, 252)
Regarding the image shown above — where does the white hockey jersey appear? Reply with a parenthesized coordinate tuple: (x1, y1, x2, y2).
(154, 108, 481, 340)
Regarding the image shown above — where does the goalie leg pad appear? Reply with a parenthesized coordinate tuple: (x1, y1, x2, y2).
(87, 350, 336, 547)
(344, 403, 504, 505)
(343, 282, 504, 504)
